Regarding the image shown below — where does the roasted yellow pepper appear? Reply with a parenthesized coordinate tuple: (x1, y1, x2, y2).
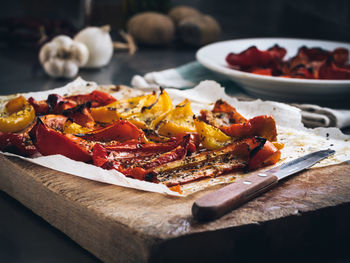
(63, 119, 92, 134)
(90, 93, 157, 124)
(157, 99, 196, 137)
(194, 118, 232, 150)
(0, 96, 35, 133)
(128, 89, 173, 129)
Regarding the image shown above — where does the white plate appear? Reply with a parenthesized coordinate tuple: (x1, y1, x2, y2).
(196, 38, 350, 101)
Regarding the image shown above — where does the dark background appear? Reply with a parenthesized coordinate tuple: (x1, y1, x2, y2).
(1, 0, 350, 42)
(1, 1, 350, 262)
(1, 0, 350, 95)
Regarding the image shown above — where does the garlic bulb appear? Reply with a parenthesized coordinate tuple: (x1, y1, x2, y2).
(39, 35, 89, 78)
(74, 25, 113, 68)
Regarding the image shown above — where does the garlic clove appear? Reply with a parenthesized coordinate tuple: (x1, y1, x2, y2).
(39, 42, 58, 64)
(43, 59, 65, 78)
(62, 61, 79, 78)
(39, 34, 90, 78)
(52, 35, 73, 49)
(70, 41, 89, 67)
(74, 26, 113, 68)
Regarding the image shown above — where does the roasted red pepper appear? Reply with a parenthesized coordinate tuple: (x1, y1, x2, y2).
(106, 138, 179, 154)
(226, 45, 350, 80)
(28, 94, 76, 115)
(93, 134, 191, 181)
(106, 132, 198, 154)
(92, 143, 114, 169)
(120, 136, 190, 181)
(39, 114, 68, 131)
(318, 57, 350, 80)
(65, 90, 116, 107)
(220, 115, 277, 141)
(248, 140, 281, 170)
(28, 97, 49, 115)
(297, 46, 330, 61)
(289, 64, 315, 79)
(28, 90, 117, 116)
(29, 118, 92, 162)
(78, 120, 144, 142)
(0, 132, 37, 156)
(212, 99, 247, 124)
(142, 134, 190, 170)
(226, 45, 286, 75)
(174, 132, 199, 153)
(62, 103, 96, 129)
(332, 48, 349, 67)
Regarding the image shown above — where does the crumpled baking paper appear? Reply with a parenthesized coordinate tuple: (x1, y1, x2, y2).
(1, 78, 350, 196)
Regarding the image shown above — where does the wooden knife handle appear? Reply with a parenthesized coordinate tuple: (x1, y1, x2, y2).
(192, 173, 278, 221)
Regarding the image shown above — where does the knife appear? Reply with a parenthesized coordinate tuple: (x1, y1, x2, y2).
(192, 149, 335, 221)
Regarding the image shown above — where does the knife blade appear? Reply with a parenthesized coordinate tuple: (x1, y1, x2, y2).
(192, 149, 335, 221)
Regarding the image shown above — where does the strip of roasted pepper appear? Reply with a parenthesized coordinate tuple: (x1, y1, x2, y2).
(77, 120, 144, 142)
(29, 117, 92, 162)
(93, 135, 191, 182)
(65, 90, 117, 107)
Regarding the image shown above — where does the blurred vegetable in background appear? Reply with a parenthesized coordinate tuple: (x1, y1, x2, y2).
(0, 0, 222, 79)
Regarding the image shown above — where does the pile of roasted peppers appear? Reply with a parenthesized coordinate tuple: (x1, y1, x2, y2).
(0, 88, 282, 191)
(226, 44, 350, 79)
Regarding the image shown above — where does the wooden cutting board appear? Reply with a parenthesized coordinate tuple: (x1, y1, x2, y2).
(1, 154, 350, 263)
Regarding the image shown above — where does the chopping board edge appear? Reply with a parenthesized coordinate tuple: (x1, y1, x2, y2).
(148, 200, 350, 263)
(1, 153, 350, 263)
(0, 154, 162, 263)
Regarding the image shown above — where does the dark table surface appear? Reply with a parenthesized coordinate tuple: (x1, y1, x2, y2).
(1, 43, 350, 263)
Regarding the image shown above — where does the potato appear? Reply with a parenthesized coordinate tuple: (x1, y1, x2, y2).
(168, 6, 201, 25)
(178, 15, 221, 46)
(127, 12, 175, 46)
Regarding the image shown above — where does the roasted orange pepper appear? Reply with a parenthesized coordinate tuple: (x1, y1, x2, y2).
(248, 140, 281, 170)
(220, 115, 277, 141)
(78, 120, 145, 142)
(212, 99, 247, 124)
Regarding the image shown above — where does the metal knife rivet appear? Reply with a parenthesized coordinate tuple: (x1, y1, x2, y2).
(258, 173, 267, 177)
(243, 181, 252, 185)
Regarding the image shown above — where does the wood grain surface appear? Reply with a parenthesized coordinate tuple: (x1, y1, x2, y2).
(1, 154, 350, 263)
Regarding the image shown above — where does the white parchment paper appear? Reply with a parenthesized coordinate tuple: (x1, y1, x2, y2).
(1, 78, 350, 196)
